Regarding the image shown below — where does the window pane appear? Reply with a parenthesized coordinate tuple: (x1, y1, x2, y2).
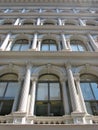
(0, 83, 7, 97)
(35, 102, 48, 116)
(78, 45, 84, 51)
(80, 83, 95, 100)
(71, 44, 78, 51)
(91, 83, 98, 100)
(0, 100, 13, 115)
(20, 44, 29, 51)
(50, 44, 57, 51)
(41, 44, 48, 51)
(37, 83, 48, 100)
(50, 83, 61, 100)
(11, 44, 20, 51)
(5, 82, 19, 97)
(85, 102, 93, 115)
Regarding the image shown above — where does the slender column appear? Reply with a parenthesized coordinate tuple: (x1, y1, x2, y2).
(6, 39, 13, 51)
(18, 64, 31, 112)
(14, 18, 20, 25)
(75, 74, 87, 114)
(61, 33, 68, 50)
(58, 18, 62, 25)
(4, 9, 9, 13)
(22, 9, 26, 13)
(56, 9, 60, 13)
(37, 40, 41, 51)
(39, 8, 42, 13)
(88, 34, 98, 51)
(37, 18, 41, 25)
(66, 64, 80, 112)
(61, 79, 70, 114)
(29, 78, 37, 115)
(0, 33, 11, 50)
(31, 33, 38, 50)
(79, 18, 86, 26)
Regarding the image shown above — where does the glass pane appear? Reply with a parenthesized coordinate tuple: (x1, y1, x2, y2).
(0, 83, 7, 97)
(71, 44, 78, 51)
(91, 83, 98, 100)
(85, 102, 93, 115)
(11, 44, 20, 51)
(0, 100, 13, 115)
(41, 44, 48, 51)
(37, 83, 48, 100)
(78, 45, 84, 51)
(20, 44, 29, 51)
(50, 83, 61, 100)
(50, 44, 57, 51)
(50, 101, 64, 116)
(80, 83, 95, 100)
(35, 102, 48, 116)
(5, 82, 19, 97)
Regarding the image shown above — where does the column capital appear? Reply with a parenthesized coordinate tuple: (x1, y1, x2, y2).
(31, 75, 38, 82)
(65, 63, 71, 69)
(74, 73, 80, 81)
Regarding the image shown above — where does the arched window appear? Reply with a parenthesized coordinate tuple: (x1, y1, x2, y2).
(11, 39, 29, 51)
(43, 21, 55, 25)
(35, 74, 64, 116)
(70, 40, 86, 51)
(0, 73, 20, 115)
(80, 74, 98, 115)
(41, 39, 58, 51)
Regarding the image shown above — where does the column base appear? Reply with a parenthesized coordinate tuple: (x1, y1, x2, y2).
(71, 111, 93, 124)
(8, 111, 27, 124)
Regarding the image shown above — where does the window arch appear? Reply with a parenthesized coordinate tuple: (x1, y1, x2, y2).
(11, 39, 29, 51)
(0, 73, 20, 115)
(35, 74, 64, 116)
(41, 39, 58, 51)
(70, 39, 87, 51)
(80, 73, 98, 115)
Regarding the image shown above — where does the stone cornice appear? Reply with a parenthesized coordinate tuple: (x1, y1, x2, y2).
(0, 51, 98, 66)
(0, 0, 98, 7)
(0, 25, 98, 34)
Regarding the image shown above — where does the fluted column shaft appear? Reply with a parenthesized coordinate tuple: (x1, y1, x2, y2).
(18, 64, 31, 112)
(29, 78, 37, 115)
(31, 33, 38, 50)
(61, 34, 68, 50)
(37, 18, 41, 25)
(75, 75, 87, 113)
(14, 18, 20, 25)
(88, 34, 98, 51)
(79, 18, 86, 26)
(0, 33, 11, 50)
(58, 18, 62, 25)
(66, 64, 80, 112)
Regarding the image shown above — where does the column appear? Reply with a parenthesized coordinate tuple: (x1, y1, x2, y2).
(56, 8, 60, 13)
(31, 33, 38, 50)
(0, 33, 11, 50)
(6, 39, 13, 51)
(37, 18, 41, 25)
(29, 78, 37, 115)
(79, 18, 86, 26)
(14, 18, 20, 25)
(4, 9, 9, 13)
(61, 33, 68, 50)
(37, 40, 41, 51)
(22, 9, 26, 13)
(75, 74, 87, 113)
(39, 8, 42, 13)
(88, 34, 98, 51)
(66, 64, 80, 112)
(58, 18, 62, 25)
(18, 64, 31, 112)
(61, 79, 70, 114)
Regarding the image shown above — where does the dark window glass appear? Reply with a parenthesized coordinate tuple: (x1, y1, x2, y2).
(0, 73, 19, 115)
(41, 39, 58, 51)
(35, 74, 64, 116)
(11, 39, 29, 51)
(80, 74, 98, 115)
(70, 40, 86, 51)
